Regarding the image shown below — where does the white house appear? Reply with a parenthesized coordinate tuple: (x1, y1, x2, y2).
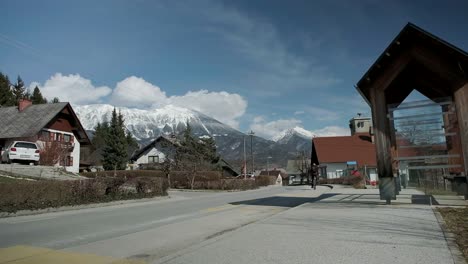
(0, 99, 91, 173)
(130, 136, 178, 168)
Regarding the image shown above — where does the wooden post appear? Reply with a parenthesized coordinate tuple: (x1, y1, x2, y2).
(454, 83, 468, 176)
(370, 88, 395, 202)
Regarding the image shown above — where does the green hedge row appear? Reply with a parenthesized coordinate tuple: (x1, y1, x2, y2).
(0, 177, 169, 213)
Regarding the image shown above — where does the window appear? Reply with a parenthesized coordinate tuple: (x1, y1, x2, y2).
(357, 122, 364, 128)
(55, 133, 62, 141)
(66, 156, 73, 166)
(14, 142, 37, 149)
(40, 130, 49, 141)
(64, 134, 71, 142)
(148, 156, 159, 163)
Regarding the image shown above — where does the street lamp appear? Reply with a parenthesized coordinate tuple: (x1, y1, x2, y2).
(248, 130, 255, 176)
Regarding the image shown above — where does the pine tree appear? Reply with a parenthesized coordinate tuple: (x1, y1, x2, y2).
(12, 75, 26, 104)
(31, 86, 47, 104)
(51, 97, 60, 103)
(102, 108, 128, 171)
(0, 72, 14, 106)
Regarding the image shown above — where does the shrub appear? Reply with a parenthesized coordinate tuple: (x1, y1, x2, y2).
(81, 170, 167, 179)
(0, 177, 169, 213)
(255, 175, 278, 187)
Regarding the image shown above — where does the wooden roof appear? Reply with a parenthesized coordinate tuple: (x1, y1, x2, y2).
(356, 23, 468, 106)
(0, 102, 91, 145)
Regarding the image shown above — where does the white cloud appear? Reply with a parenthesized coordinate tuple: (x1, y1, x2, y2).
(30, 73, 112, 104)
(310, 126, 350, 137)
(169, 90, 247, 128)
(250, 116, 350, 140)
(110, 76, 167, 108)
(32, 74, 247, 129)
(250, 117, 302, 139)
(294, 110, 305, 115)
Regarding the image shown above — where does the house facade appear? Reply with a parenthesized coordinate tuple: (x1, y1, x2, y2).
(130, 136, 178, 169)
(311, 116, 377, 182)
(0, 99, 91, 173)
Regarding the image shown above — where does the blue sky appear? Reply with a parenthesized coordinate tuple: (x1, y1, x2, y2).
(1, 0, 468, 138)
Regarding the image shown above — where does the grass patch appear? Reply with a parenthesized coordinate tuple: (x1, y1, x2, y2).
(438, 207, 468, 261)
(0, 176, 20, 183)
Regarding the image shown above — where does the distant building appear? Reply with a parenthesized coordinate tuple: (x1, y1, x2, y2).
(130, 135, 239, 176)
(130, 135, 179, 168)
(311, 115, 377, 182)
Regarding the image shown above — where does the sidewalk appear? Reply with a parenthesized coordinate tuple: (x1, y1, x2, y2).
(157, 186, 464, 264)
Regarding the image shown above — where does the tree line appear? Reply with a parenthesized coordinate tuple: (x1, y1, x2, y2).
(0, 72, 59, 107)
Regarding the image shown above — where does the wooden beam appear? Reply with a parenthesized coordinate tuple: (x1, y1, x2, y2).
(410, 46, 466, 88)
(370, 88, 394, 178)
(454, 83, 468, 175)
(372, 50, 412, 93)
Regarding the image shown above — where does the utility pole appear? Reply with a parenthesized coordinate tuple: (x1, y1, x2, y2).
(248, 130, 255, 176)
(243, 135, 247, 179)
(267, 156, 272, 176)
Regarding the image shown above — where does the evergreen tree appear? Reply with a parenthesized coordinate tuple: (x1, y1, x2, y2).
(102, 108, 128, 170)
(12, 75, 26, 104)
(126, 133, 139, 158)
(91, 122, 109, 150)
(201, 137, 219, 163)
(0, 72, 14, 106)
(51, 97, 60, 103)
(31, 86, 47, 104)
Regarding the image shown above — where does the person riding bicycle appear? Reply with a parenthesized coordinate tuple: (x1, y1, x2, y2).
(311, 163, 319, 189)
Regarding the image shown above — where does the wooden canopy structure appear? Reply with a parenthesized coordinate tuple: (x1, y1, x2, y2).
(356, 23, 468, 201)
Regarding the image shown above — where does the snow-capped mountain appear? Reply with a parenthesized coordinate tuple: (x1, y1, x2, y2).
(74, 104, 242, 140)
(272, 127, 314, 143)
(74, 104, 312, 166)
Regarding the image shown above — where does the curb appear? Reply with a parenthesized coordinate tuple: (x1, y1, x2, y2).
(0, 195, 171, 219)
(433, 208, 467, 264)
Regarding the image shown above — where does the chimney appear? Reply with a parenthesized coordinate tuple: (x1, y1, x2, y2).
(18, 99, 32, 111)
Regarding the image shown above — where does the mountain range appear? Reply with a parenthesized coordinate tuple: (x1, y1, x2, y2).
(74, 104, 313, 169)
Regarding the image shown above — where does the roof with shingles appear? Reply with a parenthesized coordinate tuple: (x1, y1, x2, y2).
(0, 102, 91, 145)
(0, 103, 69, 138)
(312, 133, 377, 167)
(131, 136, 179, 161)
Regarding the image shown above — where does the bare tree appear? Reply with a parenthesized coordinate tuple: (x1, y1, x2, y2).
(38, 140, 71, 168)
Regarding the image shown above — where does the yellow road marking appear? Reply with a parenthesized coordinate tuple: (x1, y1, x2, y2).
(0, 245, 145, 264)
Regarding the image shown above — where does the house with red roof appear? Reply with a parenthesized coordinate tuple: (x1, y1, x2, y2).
(311, 115, 377, 182)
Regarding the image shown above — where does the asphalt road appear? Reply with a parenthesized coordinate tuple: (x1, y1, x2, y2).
(0, 186, 458, 264)
(0, 185, 315, 254)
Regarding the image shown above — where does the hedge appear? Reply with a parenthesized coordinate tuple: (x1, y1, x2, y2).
(0, 177, 169, 213)
(80, 170, 279, 191)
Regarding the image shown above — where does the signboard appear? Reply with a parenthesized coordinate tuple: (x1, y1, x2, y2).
(346, 161, 357, 165)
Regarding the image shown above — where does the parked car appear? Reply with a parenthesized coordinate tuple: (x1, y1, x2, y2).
(0, 141, 40, 165)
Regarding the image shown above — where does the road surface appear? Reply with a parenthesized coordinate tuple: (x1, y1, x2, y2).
(0, 185, 322, 263)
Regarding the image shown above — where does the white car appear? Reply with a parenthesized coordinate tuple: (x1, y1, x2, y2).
(1, 141, 40, 165)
